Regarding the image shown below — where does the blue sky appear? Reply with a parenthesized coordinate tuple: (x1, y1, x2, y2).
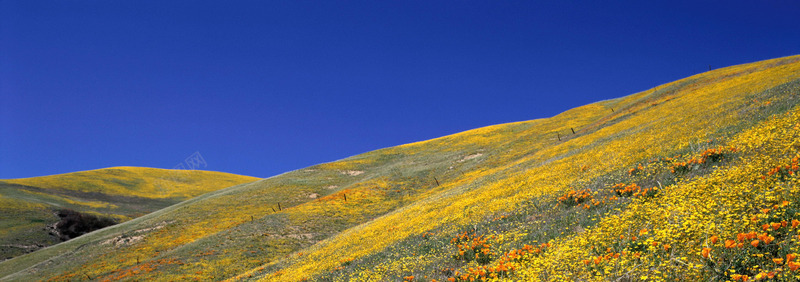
(1, 1, 799, 179)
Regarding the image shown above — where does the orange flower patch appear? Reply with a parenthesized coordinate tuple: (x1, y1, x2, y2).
(557, 188, 593, 207)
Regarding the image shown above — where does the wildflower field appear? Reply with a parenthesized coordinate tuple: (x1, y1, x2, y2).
(1, 55, 799, 281)
(0, 167, 259, 261)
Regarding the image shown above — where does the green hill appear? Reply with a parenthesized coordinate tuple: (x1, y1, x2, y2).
(0, 167, 259, 261)
(1, 55, 799, 281)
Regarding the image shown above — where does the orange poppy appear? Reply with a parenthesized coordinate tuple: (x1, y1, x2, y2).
(789, 261, 800, 271)
(701, 248, 711, 258)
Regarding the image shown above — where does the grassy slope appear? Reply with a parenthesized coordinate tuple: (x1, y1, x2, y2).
(245, 55, 800, 282)
(0, 167, 259, 261)
(0, 55, 798, 281)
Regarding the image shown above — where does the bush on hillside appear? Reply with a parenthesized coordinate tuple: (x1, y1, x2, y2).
(51, 209, 117, 241)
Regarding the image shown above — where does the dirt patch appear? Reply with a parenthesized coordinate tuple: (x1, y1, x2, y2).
(341, 170, 364, 176)
(457, 153, 483, 162)
(262, 233, 314, 240)
(133, 221, 171, 233)
(325, 185, 338, 190)
(101, 221, 171, 247)
(0, 244, 45, 250)
(308, 193, 319, 199)
(104, 235, 145, 247)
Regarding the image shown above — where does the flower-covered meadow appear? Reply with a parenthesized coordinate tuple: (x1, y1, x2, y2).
(3, 167, 259, 199)
(0, 167, 259, 262)
(1, 55, 798, 281)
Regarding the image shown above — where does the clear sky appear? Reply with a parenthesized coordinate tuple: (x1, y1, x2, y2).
(1, 1, 799, 179)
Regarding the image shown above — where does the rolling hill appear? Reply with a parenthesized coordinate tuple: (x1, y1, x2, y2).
(0, 167, 260, 261)
(1, 55, 799, 281)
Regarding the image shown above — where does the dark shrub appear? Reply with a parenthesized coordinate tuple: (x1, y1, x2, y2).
(52, 209, 117, 241)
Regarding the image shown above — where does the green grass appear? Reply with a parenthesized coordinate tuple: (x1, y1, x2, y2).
(0, 168, 259, 262)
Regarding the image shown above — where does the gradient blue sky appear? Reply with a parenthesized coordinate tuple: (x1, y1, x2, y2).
(1, 1, 799, 179)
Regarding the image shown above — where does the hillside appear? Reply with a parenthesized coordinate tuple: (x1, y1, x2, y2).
(1, 55, 799, 281)
(0, 167, 260, 261)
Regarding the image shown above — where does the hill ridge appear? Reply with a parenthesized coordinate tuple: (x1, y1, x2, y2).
(1, 54, 799, 281)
